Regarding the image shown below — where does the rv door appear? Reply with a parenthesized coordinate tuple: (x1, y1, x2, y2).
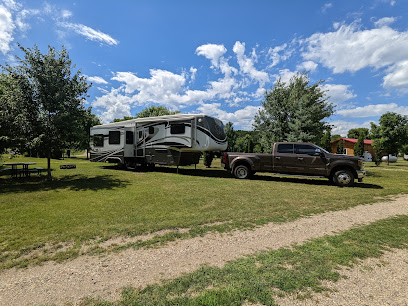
(124, 127, 135, 157)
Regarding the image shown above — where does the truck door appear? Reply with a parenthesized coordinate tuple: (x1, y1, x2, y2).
(135, 126, 146, 157)
(294, 144, 327, 176)
(273, 143, 301, 174)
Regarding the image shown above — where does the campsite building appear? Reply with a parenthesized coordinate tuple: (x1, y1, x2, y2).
(331, 138, 375, 158)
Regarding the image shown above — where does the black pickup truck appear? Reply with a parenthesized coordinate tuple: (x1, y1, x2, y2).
(221, 142, 366, 187)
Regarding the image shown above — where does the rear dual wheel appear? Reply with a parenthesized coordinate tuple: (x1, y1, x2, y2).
(233, 164, 252, 179)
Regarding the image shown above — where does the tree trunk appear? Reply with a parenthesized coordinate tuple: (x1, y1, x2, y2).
(47, 151, 52, 181)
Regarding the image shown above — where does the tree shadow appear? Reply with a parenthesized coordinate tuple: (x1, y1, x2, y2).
(0, 174, 131, 194)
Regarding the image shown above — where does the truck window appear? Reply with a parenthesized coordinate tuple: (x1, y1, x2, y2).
(277, 144, 294, 153)
(295, 144, 315, 155)
(126, 131, 134, 144)
(109, 131, 120, 144)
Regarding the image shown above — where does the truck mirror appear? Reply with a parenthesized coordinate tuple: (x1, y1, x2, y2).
(314, 149, 321, 156)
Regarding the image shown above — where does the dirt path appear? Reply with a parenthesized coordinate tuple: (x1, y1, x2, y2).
(276, 248, 408, 305)
(0, 195, 407, 305)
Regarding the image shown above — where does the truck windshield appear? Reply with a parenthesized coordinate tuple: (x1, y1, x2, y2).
(204, 116, 226, 141)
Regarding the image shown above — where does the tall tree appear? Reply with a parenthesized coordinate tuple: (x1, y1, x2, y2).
(320, 130, 332, 152)
(347, 128, 369, 139)
(370, 112, 408, 165)
(354, 132, 365, 157)
(254, 72, 333, 153)
(331, 134, 342, 142)
(3, 45, 91, 180)
(224, 122, 236, 152)
(337, 140, 344, 154)
(136, 106, 179, 118)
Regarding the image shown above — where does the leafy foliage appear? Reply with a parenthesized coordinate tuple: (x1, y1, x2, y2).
(347, 128, 369, 139)
(254, 72, 333, 153)
(112, 106, 180, 122)
(320, 130, 332, 152)
(370, 112, 408, 164)
(2, 44, 91, 179)
(224, 122, 236, 152)
(336, 140, 344, 154)
(354, 132, 365, 157)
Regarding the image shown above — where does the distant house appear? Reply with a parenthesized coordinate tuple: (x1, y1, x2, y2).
(331, 138, 375, 157)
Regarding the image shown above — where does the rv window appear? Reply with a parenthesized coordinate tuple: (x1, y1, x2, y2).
(149, 126, 154, 134)
(277, 144, 294, 154)
(93, 135, 104, 147)
(109, 131, 121, 144)
(170, 124, 185, 134)
(126, 131, 134, 144)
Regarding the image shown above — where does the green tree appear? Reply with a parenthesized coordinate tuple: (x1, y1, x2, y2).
(320, 130, 332, 152)
(337, 140, 344, 154)
(372, 139, 384, 166)
(254, 72, 333, 153)
(136, 106, 179, 118)
(370, 112, 408, 165)
(331, 134, 342, 142)
(235, 134, 254, 153)
(3, 45, 91, 180)
(224, 122, 236, 152)
(354, 132, 365, 157)
(347, 128, 369, 139)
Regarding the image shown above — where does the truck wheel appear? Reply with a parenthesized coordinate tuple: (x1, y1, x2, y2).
(333, 169, 354, 187)
(234, 164, 251, 179)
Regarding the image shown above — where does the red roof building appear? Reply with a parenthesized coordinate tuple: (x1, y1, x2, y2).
(331, 138, 375, 157)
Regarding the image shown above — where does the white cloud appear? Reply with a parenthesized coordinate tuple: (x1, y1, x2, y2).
(302, 22, 408, 73)
(275, 69, 296, 84)
(321, 3, 333, 13)
(59, 22, 118, 46)
(2, 0, 20, 11)
(267, 43, 288, 68)
(198, 103, 260, 130)
(374, 17, 395, 28)
(189, 67, 197, 82)
(382, 60, 408, 91)
(196, 44, 227, 68)
(15, 8, 40, 32)
(92, 86, 134, 122)
(61, 9, 72, 19)
(87, 76, 108, 84)
(297, 60, 318, 72)
(0, 4, 14, 54)
(330, 120, 372, 137)
(320, 84, 356, 105)
(337, 103, 408, 118)
(233, 41, 270, 87)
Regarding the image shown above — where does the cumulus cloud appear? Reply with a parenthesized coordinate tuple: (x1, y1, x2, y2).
(330, 120, 372, 137)
(296, 60, 318, 72)
(267, 43, 290, 68)
(302, 22, 408, 73)
(382, 60, 408, 91)
(87, 76, 108, 84)
(337, 103, 408, 118)
(198, 103, 260, 130)
(320, 84, 356, 105)
(374, 17, 395, 27)
(196, 44, 227, 68)
(58, 22, 118, 46)
(0, 4, 15, 54)
(233, 41, 270, 87)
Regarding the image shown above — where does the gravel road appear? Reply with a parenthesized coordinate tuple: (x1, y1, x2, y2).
(0, 195, 407, 305)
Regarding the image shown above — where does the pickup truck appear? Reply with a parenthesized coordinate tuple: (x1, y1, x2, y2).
(221, 142, 366, 187)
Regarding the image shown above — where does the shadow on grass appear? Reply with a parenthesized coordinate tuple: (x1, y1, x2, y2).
(0, 174, 131, 194)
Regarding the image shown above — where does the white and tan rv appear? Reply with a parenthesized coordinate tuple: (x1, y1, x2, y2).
(89, 114, 227, 168)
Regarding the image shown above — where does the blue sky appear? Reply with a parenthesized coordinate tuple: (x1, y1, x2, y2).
(1, 0, 408, 135)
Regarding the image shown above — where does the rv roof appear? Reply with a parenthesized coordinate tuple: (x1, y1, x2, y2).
(93, 114, 205, 128)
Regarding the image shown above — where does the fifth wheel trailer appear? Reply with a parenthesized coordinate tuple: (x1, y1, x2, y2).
(90, 114, 227, 168)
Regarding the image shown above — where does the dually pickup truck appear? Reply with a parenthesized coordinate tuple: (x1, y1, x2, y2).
(221, 142, 366, 187)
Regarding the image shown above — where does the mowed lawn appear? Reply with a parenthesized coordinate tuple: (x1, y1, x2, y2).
(1, 155, 408, 269)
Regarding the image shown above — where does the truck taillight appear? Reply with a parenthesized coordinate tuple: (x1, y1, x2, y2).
(222, 153, 227, 164)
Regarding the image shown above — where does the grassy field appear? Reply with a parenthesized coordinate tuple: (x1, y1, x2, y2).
(85, 215, 408, 305)
(1, 155, 408, 269)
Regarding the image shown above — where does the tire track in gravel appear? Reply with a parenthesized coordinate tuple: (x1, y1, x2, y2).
(0, 195, 407, 306)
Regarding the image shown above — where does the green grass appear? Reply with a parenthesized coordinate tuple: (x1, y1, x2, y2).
(1, 155, 408, 269)
(83, 215, 408, 305)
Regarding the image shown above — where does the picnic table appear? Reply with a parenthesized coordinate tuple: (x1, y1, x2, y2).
(2, 162, 43, 178)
